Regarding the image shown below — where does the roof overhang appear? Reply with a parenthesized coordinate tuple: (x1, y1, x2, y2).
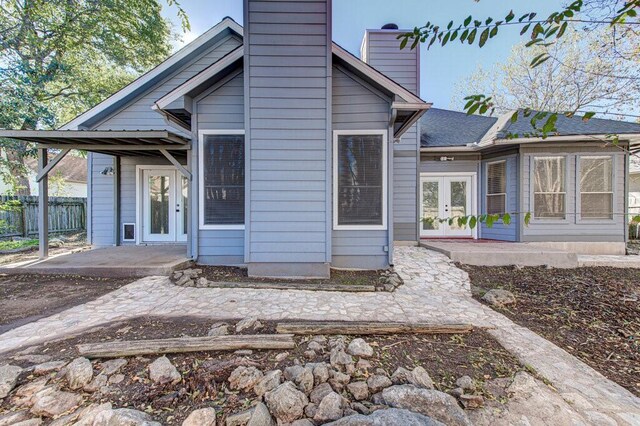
(0, 130, 190, 157)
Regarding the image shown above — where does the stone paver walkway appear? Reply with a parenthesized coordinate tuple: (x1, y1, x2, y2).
(1, 246, 638, 424)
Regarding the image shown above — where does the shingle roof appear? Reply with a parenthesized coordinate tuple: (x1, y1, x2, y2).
(25, 155, 87, 183)
(420, 108, 497, 148)
(498, 111, 640, 139)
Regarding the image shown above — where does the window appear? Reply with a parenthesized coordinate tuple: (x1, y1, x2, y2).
(533, 156, 566, 219)
(334, 131, 387, 229)
(580, 156, 613, 219)
(486, 161, 506, 215)
(199, 132, 245, 228)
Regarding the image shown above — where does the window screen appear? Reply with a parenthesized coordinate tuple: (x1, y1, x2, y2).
(336, 134, 384, 226)
(533, 156, 566, 219)
(202, 134, 245, 225)
(487, 161, 506, 215)
(580, 156, 613, 219)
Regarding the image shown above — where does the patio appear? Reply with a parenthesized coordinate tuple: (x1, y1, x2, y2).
(0, 245, 191, 277)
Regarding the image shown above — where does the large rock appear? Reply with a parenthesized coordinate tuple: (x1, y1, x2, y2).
(33, 361, 67, 375)
(228, 366, 263, 392)
(0, 410, 30, 425)
(366, 375, 392, 394)
(182, 407, 216, 426)
(284, 365, 314, 394)
(73, 403, 113, 426)
(481, 289, 516, 307)
(254, 370, 282, 397)
(325, 408, 445, 426)
(94, 407, 162, 425)
(329, 348, 354, 371)
(382, 385, 472, 426)
(11, 377, 49, 408)
(347, 381, 369, 401)
(313, 391, 344, 423)
(264, 381, 308, 423)
(30, 388, 83, 418)
(309, 382, 333, 404)
(307, 363, 329, 385)
(391, 367, 433, 389)
(247, 402, 274, 426)
(0, 364, 23, 398)
(346, 339, 373, 358)
(65, 357, 93, 390)
(148, 356, 181, 385)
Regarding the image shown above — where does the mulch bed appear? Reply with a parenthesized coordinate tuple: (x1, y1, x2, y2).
(0, 274, 134, 334)
(2, 316, 521, 425)
(200, 266, 384, 286)
(461, 264, 640, 396)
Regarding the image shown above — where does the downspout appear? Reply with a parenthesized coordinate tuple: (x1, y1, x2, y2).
(388, 106, 397, 265)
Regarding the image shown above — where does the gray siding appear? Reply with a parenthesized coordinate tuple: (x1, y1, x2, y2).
(90, 153, 115, 246)
(332, 67, 390, 269)
(195, 72, 245, 264)
(246, 0, 331, 265)
(520, 145, 626, 242)
(420, 159, 479, 174)
(480, 154, 518, 241)
(94, 35, 242, 132)
(363, 29, 420, 242)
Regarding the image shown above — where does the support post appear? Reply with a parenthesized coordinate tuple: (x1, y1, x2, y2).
(36, 148, 70, 182)
(38, 148, 49, 259)
(114, 156, 121, 246)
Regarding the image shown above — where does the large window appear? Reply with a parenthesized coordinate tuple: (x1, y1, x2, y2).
(334, 131, 387, 229)
(533, 156, 566, 219)
(199, 132, 245, 228)
(486, 161, 506, 215)
(580, 156, 613, 219)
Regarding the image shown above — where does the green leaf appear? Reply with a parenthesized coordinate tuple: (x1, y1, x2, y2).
(524, 212, 532, 226)
(464, 16, 472, 26)
(505, 10, 515, 22)
(502, 213, 511, 226)
(479, 28, 490, 47)
(486, 214, 495, 228)
(399, 37, 408, 50)
(582, 111, 596, 121)
(510, 111, 519, 123)
(490, 26, 498, 38)
(469, 216, 478, 229)
(557, 22, 568, 38)
(467, 28, 477, 44)
(442, 32, 451, 46)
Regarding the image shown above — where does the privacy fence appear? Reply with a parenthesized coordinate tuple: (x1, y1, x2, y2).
(0, 196, 86, 239)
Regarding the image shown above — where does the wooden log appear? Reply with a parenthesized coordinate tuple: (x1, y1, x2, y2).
(206, 281, 377, 293)
(275, 322, 473, 336)
(77, 334, 296, 359)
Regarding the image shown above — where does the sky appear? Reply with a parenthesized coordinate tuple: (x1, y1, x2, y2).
(163, 0, 560, 110)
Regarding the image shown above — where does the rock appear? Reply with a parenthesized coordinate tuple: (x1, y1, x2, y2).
(254, 370, 282, 397)
(325, 408, 444, 426)
(410, 367, 434, 389)
(65, 357, 93, 390)
(314, 391, 344, 423)
(274, 352, 289, 362)
(33, 361, 67, 375)
(226, 409, 252, 426)
(304, 350, 316, 359)
(307, 341, 323, 352)
(73, 402, 113, 426)
(310, 382, 334, 404)
(284, 365, 314, 394)
(196, 277, 209, 287)
(12, 354, 52, 364)
(329, 348, 354, 370)
(247, 402, 274, 426)
(350, 402, 369, 415)
(382, 385, 472, 426)
(9, 419, 42, 426)
(175, 275, 192, 286)
(459, 394, 484, 409)
(84, 373, 108, 392)
(183, 407, 217, 426)
(309, 363, 329, 385)
(208, 322, 230, 337)
(390, 367, 412, 385)
(366, 375, 392, 394)
(264, 381, 308, 424)
(100, 359, 127, 376)
(0, 410, 30, 426)
(449, 387, 464, 398)
(228, 366, 263, 392)
(235, 317, 263, 333)
(355, 359, 372, 371)
(455, 375, 474, 391)
(347, 381, 369, 401)
(0, 364, 23, 398)
(304, 403, 317, 418)
(11, 377, 49, 407)
(328, 370, 351, 392)
(290, 420, 314, 426)
(148, 356, 181, 385)
(94, 408, 161, 426)
(109, 374, 126, 384)
(235, 350, 253, 356)
(481, 289, 516, 307)
(328, 336, 346, 350)
(346, 339, 373, 358)
(30, 388, 83, 418)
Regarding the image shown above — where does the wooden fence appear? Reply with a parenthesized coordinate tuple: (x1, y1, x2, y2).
(0, 196, 86, 238)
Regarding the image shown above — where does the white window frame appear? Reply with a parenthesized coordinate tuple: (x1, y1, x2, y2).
(333, 130, 388, 231)
(486, 160, 507, 215)
(531, 155, 568, 222)
(198, 129, 246, 230)
(577, 155, 615, 222)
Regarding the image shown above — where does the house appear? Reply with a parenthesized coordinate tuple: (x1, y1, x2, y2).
(1, 0, 639, 276)
(631, 156, 640, 220)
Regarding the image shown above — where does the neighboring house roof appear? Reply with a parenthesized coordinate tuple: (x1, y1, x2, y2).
(420, 108, 497, 148)
(25, 155, 87, 183)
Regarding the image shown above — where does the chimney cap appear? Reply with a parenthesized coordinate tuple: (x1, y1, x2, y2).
(381, 23, 399, 30)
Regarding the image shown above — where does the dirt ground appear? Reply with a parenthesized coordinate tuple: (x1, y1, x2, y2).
(462, 264, 640, 397)
(0, 274, 133, 334)
(0, 232, 89, 266)
(1, 316, 522, 425)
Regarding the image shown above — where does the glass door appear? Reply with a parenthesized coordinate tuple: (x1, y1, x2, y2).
(420, 177, 445, 237)
(420, 175, 474, 238)
(142, 170, 176, 242)
(176, 175, 188, 242)
(443, 176, 473, 237)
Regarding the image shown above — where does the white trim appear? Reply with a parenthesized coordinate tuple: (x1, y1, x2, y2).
(155, 48, 244, 110)
(530, 155, 569, 223)
(577, 154, 615, 223)
(61, 18, 243, 130)
(198, 129, 246, 231)
(333, 130, 388, 231)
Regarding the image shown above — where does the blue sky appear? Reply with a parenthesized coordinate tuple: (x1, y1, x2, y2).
(164, 1, 559, 110)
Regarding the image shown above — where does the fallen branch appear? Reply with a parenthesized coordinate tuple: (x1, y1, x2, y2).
(276, 322, 473, 336)
(77, 334, 296, 358)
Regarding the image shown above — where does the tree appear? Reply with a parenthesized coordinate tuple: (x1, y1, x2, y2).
(451, 28, 640, 117)
(0, 0, 188, 195)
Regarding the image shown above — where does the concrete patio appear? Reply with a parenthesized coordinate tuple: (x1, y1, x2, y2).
(0, 245, 191, 277)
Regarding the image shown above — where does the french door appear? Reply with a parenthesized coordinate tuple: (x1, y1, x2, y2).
(141, 169, 188, 243)
(420, 175, 475, 238)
